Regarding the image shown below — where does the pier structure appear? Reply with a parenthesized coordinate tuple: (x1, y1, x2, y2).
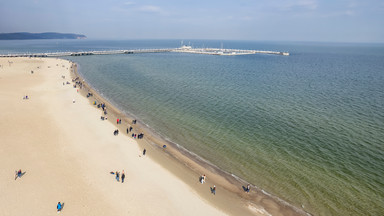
(174, 47, 289, 56)
(0, 47, 289, 58)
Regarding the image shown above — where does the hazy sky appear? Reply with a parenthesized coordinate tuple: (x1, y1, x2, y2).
(1, 0, 383, 42)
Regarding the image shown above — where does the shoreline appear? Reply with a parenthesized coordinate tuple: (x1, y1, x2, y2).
(70, 59, 309, 216)
(1, 57, 228, 215)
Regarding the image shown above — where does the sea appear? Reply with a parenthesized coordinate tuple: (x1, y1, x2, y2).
(1, 39, 383, 216)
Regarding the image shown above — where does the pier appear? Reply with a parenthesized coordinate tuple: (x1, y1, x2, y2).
(0, 47, 289, 58)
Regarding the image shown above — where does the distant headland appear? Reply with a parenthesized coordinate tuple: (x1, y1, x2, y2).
(0, 32, 87, 40)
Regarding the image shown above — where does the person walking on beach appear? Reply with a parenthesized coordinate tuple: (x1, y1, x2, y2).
(143, 149, 146, 156)
(114, 129, 119, 136)
(121, 170, 125, 183)
(57, 202, 63, 212)
(115, 171, 120, 182)
(14, 169, 22, 180)
(201, 174, 206, 184)
(211, 185, 216, 195)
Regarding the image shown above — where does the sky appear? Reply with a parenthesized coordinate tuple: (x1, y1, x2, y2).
(0, 0, 383, 43)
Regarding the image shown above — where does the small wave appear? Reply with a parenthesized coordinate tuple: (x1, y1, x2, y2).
(247, 204, 272, 216)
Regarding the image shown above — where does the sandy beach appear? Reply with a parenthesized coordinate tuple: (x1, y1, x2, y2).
(0, 57, 306, 216)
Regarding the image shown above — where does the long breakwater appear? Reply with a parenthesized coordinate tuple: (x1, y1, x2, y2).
(0, 47, 289, 57)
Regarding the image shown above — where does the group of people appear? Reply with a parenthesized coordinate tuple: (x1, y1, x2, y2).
(86, 92, 93, 98)
(88, 96, 146, 143)
(61, 75, 69, 86)
(200, 175, 216, 195)
(90, 97, 111, 125)
(104, 110, 146, 141)
(137, 133, 144, 139)
(199, 174, 216, 195)
(114, 127, 144, 139)
(199, 173, 251, 196)
(128, 132, 144, 139)
(73, 79, 83, 89)
(113, 170, 126, 183)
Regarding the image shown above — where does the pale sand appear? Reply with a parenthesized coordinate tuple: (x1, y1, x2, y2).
(0, 58, 227, 215)
(0, 57, 307, 216)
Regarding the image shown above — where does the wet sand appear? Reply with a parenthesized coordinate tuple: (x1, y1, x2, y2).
(0, 57, 308, 216)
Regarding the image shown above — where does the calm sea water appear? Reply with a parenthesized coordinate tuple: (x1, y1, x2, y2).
(1, 40, 383, 215)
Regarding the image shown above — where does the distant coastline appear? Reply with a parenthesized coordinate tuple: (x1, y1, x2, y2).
(0, 32, 86, 40)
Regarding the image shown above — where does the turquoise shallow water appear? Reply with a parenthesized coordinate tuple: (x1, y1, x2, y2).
(1, 40, 384, 215)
